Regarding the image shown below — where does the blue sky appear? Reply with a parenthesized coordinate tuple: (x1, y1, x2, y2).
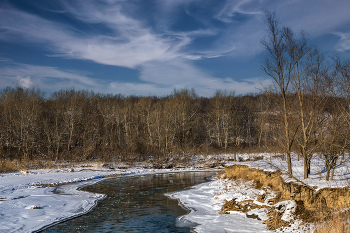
(0, 0, 349, 96)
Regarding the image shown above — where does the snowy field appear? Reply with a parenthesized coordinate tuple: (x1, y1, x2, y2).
(0, 153, 349, 233)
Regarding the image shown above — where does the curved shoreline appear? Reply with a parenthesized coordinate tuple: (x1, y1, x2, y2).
(33, 179, 108, 233)
(31, 170, 220, 233)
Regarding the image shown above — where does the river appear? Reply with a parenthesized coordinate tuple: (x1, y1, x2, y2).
(42, 171, 217, 232)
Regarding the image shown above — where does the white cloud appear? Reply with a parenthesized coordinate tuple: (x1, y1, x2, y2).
(0, 63, 103, 91)
(0, 4, 191, 68)
(0, 62, 266, 96)
(211, 0, 350, 57)
(1, 0, 350, 64)
(140, 59, 210, 86)
(275, 0, 350, 37)
(16, 76, 35, 89)
(216, 0, 350, 37)
(1, 0, 349, 97)
(334, 32, 350, 52)
(140, 59, 266, 96)
(216, 0, 263, 23)
(213, 19, 265, 57)
(106, 82, 173, 96)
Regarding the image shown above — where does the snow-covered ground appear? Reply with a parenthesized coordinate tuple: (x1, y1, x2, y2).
(228, 153, 350, 190)
(166, 177, 271, 233)
(0, 153, 349, 233)
(168, 174, 309, 233)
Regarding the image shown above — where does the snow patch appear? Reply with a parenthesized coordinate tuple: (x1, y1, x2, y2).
(167, 178, 271, 232)
(275, 200, 297, 222)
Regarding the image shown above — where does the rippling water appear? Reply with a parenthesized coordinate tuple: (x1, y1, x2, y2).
(42, 171, 217, 233)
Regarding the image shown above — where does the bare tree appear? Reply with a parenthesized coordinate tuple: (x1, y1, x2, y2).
(261, 11, 295, 176)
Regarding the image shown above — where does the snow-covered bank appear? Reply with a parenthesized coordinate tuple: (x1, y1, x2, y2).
(0, 179, 104, 233)
(0, 166, 210, 233)
(166, 178, 271, 233)
(227, 154, 350, 191)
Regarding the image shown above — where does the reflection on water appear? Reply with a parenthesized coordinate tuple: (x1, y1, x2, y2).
(43, 171, 217, 233)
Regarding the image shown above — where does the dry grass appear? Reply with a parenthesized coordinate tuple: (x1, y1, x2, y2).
(0, 159, 23, 173)
(225, 165, 350, 210)
(224, 165, 350, 231)
(0, 159, 68, 173)
(264, 208, 291, 230)
(221, 198, 270, 214)
(313, 210, 350, 233)
(0, 158, 117, 173)
(216, 171, 226, 179)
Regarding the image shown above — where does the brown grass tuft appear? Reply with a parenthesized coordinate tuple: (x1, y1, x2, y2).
(0, 159, 65, 173)
(220, 198, 270, 214)
(216, 171, 226, 179)
(313, 210, 350, 233)
(264, 208, 291, 230)
(0, 159, 21, 173)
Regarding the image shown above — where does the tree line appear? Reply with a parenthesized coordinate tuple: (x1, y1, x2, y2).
(0, 80, 348, 175)
(0, 87, 269, 164)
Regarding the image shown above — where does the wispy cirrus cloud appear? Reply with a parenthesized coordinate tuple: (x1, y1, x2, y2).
(0, 0, 349, 97)
(0, 61, 267, 96)
(334, 32, 350, 52)
(0, 63, 101, 90)
(0, 0, 248, 96)
(0, 62, 170, 96)
(211, 0, 350, 57)
(0, 7, 182, 68)
(215, 0, 263, 23)
(1, 0, 350, 63)
(140, 59, 268, 96)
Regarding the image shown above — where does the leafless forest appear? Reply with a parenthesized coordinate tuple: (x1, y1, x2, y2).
(0, 87, 269, 163)
(0, 78, 348, 170)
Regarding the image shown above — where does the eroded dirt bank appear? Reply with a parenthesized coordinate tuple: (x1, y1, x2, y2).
(222, 164, 350, 230)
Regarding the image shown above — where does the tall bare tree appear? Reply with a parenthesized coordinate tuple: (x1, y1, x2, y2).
(261, 11, 295, 176)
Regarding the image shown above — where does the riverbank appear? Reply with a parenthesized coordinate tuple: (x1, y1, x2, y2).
(217, 155, 350, 232)
(166, 153, 350, 233)
(166, 175, 271, 232)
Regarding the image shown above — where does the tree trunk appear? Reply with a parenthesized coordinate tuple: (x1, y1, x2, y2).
(287, 153, 292, 177)
(326, 166, 331, 181)
(331, 167, 335, 180)
(304, 156, 308, 179)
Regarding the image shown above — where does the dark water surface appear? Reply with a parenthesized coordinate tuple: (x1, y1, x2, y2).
(43, 171, 217, 233)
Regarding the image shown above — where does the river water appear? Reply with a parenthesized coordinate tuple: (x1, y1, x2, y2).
(42, 171, 217, 233)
